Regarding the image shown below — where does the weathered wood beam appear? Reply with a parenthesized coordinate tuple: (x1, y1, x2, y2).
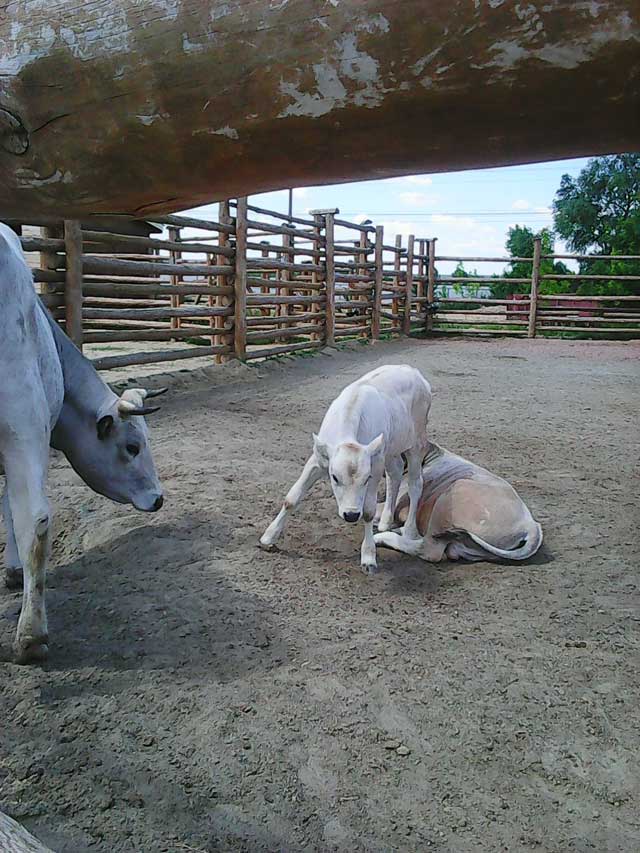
(0, 1, 638, 219)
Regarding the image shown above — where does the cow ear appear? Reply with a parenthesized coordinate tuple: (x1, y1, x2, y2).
(366, 433, 385, 457)
(312, 433, 330, 465)
(97, 414, 114, 441)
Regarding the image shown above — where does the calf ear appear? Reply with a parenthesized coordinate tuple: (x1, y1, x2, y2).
(312, 433, 330, 466)
(366, 433, 385, 456)
(97, 414, 114, 441)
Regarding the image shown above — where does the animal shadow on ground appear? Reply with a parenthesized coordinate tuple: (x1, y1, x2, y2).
(0, 517, 293, 681)
(376, 540, 553, 596)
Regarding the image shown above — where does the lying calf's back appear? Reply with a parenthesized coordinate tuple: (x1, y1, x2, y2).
(396, 443, 542, 561)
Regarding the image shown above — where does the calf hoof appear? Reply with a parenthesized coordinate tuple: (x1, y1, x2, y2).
(5, 565, 24, 590)
(258, 538, 278, 552)
(360, 562, 377, 575)
(14, 635, 49, 665)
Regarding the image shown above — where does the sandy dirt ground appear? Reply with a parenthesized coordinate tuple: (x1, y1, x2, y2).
(1, 336, 638, 853)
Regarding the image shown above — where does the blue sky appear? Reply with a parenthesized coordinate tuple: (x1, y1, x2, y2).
(189, 157, 589, 273)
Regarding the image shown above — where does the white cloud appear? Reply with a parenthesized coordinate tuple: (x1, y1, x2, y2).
(512, 199, 530, 210)
(404, 175, 433, 186)
(398, 191, 430, 206)
(430, 214, 496, 235)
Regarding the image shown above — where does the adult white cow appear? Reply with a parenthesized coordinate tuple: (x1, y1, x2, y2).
(0, 223, 165, 663)
(260, 365, 432, 573)
(374, 442, 543, 563)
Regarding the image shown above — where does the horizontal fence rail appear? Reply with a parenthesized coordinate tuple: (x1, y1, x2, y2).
(9, 209, 640, 371)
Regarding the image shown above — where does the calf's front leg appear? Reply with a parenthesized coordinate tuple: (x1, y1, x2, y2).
(260, 455, 324, 549)
(360, 485, 380, 574)
(360, 520, 377, 574)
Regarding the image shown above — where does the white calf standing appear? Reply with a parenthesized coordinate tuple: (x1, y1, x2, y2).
(260, 365, 432, 573)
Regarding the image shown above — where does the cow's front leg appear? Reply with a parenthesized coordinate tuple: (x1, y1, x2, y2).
(260, 455, 324, 549)
(377, 455, 404, 532)
(403, 448, 424, 540)
(5, 446, 51, 664)
(2, 488, 23, 589)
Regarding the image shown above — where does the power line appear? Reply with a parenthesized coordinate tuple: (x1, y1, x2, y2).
(340, 211, 554, 217)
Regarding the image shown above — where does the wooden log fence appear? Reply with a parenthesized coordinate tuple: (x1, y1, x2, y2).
(10, 202, 640, 370)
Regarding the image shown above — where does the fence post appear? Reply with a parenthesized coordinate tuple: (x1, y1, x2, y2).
(234, 196, 248, 359)
(168, 225, 182, 331)
(528, 236, 542, 338)
(371, 225, 384, 340)
(393, 234, 402, 332)
(417, 238, 425, 305)
(426, 237, 437, 333)
(214, 200, 232, 363)
(311, 215, 323, 341)
(278, 229, 293, 340)
(357, 228, 370, 338)
(324, 211, 336, 347)
(63, 220, 83, 349)
(403, 234, 415, 335)
(39, 224, 63, 311)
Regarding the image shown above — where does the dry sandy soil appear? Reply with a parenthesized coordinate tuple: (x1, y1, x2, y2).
(1, 336, 638, 853)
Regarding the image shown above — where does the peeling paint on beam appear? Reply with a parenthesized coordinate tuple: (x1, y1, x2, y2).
(0, 0, 638, 218)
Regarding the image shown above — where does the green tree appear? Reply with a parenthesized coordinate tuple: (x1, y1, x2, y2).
(552, 154, 640, 295)
(451, 261, 482, 297)
(490, 226, 568, 299)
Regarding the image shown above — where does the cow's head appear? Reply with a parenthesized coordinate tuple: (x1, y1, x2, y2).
(313, 433, 385, 523)
(63, 387, 165, 513)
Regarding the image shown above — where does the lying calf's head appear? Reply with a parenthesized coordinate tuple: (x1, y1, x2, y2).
(313, 434, 385, 523)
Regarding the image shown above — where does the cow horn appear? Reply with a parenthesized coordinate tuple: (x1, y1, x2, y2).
(117, 398, 161, 418)
(144, 387, 168, 399)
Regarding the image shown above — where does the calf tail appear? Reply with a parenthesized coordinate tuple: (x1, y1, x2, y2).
(464, 521, 543, 561)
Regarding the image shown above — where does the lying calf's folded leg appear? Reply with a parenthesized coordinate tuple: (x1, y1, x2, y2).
(374, 529, 448, 563)
(374, 530, 423, 557)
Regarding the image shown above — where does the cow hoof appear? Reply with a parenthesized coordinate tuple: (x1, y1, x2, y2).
(14, 636, 49, 665)
(361, 562, 377, 575)
(258, 539, 278, 552)
(5, 566, 23, 590)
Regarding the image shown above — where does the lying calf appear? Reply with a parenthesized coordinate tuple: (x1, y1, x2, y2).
(260, 364, 432, 573)
(374, 442, 542, 562)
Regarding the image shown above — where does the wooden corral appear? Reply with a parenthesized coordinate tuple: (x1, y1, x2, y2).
(11, 201, 640, 371)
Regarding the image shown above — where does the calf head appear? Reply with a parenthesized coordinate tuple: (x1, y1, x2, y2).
(63, 387, 165, 512)
(313, 433, 385, 523)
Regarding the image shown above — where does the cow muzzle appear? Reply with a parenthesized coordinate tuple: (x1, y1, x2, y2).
(134, 493, 164, 512)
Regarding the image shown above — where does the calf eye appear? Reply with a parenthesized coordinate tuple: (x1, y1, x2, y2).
(126, 443, 140, 457)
